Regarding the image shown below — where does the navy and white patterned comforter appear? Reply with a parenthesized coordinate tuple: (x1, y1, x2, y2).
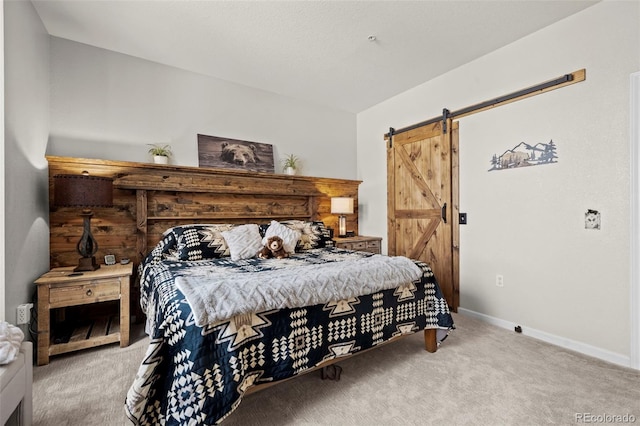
(125, 245, 454, 425)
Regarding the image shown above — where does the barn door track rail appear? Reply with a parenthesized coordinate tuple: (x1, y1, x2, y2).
(386, 69, 586, 143)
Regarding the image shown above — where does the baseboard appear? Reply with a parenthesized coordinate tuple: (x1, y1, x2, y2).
(457, 308, 633, 369)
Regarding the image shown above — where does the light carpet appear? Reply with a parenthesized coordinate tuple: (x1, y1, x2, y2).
(32, 313, 640, 425)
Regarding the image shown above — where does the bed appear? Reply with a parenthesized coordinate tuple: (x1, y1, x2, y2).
(124, 221, 454, 425)
(45, 157, 455, 425)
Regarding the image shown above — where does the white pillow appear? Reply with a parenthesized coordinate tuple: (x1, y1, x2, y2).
(221, 224, 264, 261)
(262, 220, 302, 254)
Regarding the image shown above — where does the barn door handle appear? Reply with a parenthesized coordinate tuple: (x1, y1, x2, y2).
(441, 203, 447, 223)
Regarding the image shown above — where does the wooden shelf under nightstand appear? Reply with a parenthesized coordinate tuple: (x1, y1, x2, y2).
(333, 235, 382, 254)
(34, 263, 133, 366)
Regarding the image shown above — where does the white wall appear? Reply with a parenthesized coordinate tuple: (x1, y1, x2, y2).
(357, 1, 639, 366)
(3, 0, 50, 326)
(1, 0, 5, 322)
(48, 38, 356, 180)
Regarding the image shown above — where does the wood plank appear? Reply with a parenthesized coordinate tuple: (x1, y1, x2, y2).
(394, 210, 442, 220)
(90, 317, 110, 339)
(116, 173, 322, 196)
(387, 136, 396, 255)
(37, 284, 51, 365)
(119, 274, 130, 347)
(49, 334, 120, 356)
(68, 323, 91, 342)
(136, 189, 148, 265)
(147, 192, 311, 219)
(453, 69, 586, 120)
(450, 121, 460, 312)
(110, 315, 120, 335)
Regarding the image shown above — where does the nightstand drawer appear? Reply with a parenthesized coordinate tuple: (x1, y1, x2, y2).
(367, 240, 380, 251)
(333, 236, 382, 254)
(49, 278, 121, 307)
(352, 241, 368, 250)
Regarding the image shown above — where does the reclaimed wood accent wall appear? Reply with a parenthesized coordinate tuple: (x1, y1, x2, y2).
(47, 156, 361, 269)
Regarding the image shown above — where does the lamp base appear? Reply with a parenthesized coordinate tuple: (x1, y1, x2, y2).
(338, 215, 347, 238)
(75, 256, 100, 272)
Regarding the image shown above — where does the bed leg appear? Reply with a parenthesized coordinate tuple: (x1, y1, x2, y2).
(424, 328, 437, 353)
(320, 364, 342, 381)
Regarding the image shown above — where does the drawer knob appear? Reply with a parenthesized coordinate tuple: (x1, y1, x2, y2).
(86, 289, 93, 296)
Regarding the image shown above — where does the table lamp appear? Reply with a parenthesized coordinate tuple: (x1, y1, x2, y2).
(331, 197, 354, 238)
(54, 172, 113, 271)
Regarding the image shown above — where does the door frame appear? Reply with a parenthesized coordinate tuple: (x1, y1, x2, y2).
(631, 71, 639, 370)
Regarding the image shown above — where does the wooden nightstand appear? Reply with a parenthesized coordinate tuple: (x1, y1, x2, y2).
(333, 236, 382, 254)
(35, 263, 133, 366)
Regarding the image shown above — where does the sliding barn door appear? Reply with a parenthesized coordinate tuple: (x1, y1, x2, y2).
(387, 120, 459, 310)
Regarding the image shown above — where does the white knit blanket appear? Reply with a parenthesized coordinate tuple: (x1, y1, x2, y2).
(176, 254, 422, 326)
(0, 321, 24, 365)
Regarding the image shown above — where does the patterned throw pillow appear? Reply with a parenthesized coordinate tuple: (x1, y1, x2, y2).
(221, 224, 264, 261)
(262, 220, 302, 254)
(171, 224, 236, 261)
(280, 220, 334, 251)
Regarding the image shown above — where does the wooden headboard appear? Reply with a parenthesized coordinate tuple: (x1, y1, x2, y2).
(47, 156, 361, 269)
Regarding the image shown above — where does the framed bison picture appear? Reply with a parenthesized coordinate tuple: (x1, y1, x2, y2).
(197, 134, 275, 173)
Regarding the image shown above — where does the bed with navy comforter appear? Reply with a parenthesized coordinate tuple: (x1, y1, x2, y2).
(125, 222, 454, 425)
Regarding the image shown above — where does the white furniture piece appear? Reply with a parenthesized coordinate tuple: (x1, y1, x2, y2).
(0, 341, 33, 426)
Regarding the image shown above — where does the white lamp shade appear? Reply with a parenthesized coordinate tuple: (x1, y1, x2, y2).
(331, 197, 354, 214)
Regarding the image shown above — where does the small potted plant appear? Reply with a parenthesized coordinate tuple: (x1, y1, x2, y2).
(148, 144, 172, 164)
(282, 154, 299, 175)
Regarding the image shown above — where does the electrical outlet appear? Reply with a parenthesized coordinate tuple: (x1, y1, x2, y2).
(16, 303, 33, 324)
(496, 274, 504, 287)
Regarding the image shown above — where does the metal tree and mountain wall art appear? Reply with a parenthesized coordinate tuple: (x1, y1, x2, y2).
(489, 140, 558, 171)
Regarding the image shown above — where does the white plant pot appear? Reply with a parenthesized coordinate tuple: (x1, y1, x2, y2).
(154, 155, 169, 164)
(284, 166, 296, 175)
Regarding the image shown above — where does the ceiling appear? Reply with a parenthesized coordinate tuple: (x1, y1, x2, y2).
(32, 0, 599, 113)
